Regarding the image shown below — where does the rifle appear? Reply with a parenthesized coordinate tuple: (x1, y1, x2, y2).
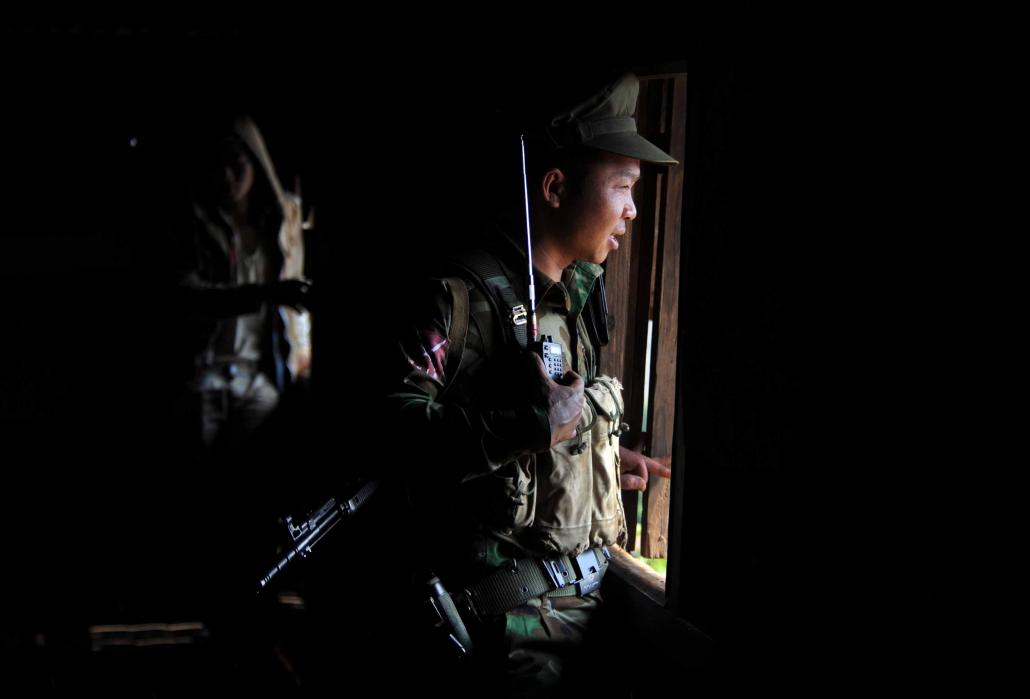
(257, 479, 381, 594)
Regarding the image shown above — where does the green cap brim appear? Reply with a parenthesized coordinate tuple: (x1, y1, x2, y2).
(584, 132, 678, 166)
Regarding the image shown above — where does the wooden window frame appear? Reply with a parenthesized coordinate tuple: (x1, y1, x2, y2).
(600, 68, 713, 678)
(602, 69, 686, 585)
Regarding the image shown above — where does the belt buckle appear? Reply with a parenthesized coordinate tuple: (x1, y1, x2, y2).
(571, 549, 604, 596)
(511, 304, 528, 327)
(542, 557, 571, 589)
(454, 590, 483, 625)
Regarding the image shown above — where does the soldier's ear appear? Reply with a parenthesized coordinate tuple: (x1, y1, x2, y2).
(541, 168, 566, 208)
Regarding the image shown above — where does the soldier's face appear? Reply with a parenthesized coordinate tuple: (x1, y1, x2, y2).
(561, 153, 640, 264)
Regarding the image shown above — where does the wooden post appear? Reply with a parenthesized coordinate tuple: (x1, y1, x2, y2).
(601, 72, 687, 557)
(641, 75, 687, 559)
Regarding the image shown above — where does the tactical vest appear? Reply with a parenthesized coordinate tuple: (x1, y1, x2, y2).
(438, 250, 628, 557)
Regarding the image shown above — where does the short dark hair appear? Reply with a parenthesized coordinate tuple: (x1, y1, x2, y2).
(524, 143, 606, 191)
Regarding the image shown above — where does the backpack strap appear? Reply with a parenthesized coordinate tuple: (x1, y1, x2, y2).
(435, 260, 517, 401)
(441, 251, 530, 353)
(442, 276, 470, 382)
(440, 248, 610, 381)
(582, 273, 611, 351)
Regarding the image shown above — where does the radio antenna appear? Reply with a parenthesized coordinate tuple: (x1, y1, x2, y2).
(520, 134, 538, 342)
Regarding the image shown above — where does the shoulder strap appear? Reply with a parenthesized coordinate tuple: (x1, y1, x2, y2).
(442, 276, 470, 382)
(582, 273, 611, 351)
(442, 251, 530, 351)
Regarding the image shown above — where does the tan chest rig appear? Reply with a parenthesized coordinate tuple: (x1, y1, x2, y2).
(439, 255, 628, 557)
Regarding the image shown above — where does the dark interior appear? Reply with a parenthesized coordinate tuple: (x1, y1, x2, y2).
(0, 10, 988, 695)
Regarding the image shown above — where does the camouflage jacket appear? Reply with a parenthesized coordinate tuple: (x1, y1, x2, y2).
(386, 226, 627, 580)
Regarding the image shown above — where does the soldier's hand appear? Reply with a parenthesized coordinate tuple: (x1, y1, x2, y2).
(528, 353, 585, 447)
(618, 448, 672, 491)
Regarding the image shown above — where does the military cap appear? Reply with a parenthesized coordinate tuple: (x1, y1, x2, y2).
(543, 72, 678, 166)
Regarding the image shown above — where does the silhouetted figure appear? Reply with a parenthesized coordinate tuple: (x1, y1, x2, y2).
(170, 115, 312, 454)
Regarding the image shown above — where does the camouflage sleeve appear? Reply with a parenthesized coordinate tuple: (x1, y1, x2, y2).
(386, 278, 550, 481)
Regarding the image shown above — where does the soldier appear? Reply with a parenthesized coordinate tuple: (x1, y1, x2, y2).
(384, 72, 675, 697)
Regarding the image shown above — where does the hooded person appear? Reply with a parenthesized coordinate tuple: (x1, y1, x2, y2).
(170, 115, 313, 452)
